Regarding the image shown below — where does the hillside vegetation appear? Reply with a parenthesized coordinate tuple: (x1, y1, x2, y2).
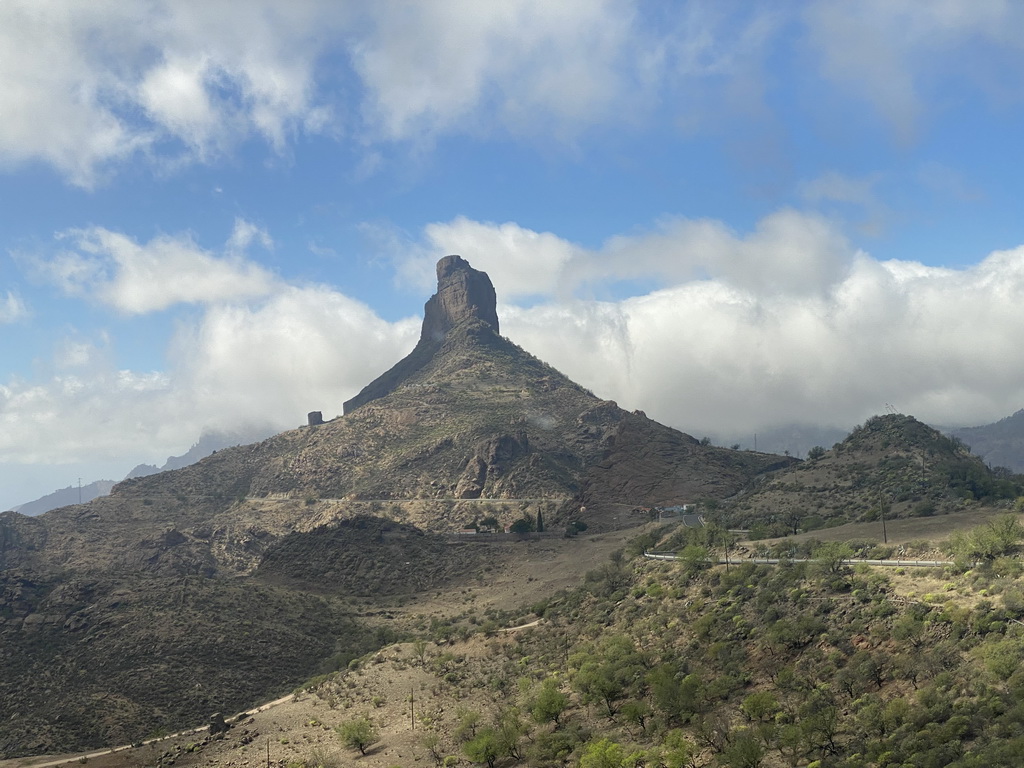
(55, 516, 1024, 768)
(726, 414, 1022, 538)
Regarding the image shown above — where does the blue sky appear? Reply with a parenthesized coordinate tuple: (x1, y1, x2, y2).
(3, 1, 1024, 509)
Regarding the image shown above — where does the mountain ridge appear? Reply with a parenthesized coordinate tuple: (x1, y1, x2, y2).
(0, 255, 793, 756)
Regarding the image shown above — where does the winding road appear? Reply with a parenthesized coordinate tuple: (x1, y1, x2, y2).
(644, 551, 955, 567)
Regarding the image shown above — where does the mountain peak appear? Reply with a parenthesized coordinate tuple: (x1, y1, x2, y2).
(422, 255, 499, 343)
(343, 255, 499, 413)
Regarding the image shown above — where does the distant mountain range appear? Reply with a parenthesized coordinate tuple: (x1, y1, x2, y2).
(715, 411, 1024, 474)
(11, 480, 117, 516)
(949, 409, 1024, 473)
(9, 425, 277, 516)
(123, 425, 278, 479)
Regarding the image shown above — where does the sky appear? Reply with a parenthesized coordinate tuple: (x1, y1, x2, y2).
(3, 0, 1024, 510)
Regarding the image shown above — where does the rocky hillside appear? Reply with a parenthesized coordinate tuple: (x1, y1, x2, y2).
(36, 515, 1024, 768)
(3, 257, 791, 578)
(0, 256, 792, 757)
(726, 413, 1022, 536)
(10, 479, 116, 516)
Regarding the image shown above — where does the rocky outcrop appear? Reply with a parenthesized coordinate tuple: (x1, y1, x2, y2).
(209, 713, 229, 735)
(343, 256, 499, 414)
(455, 432, 530, 498)
(421, 255, 499, 342)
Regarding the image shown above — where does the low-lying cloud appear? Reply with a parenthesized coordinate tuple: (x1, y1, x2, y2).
(420, 214, 1024, 436)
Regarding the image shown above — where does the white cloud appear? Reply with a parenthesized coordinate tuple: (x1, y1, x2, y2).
(505, 248, 1024, 436)
(225, 218, 274, 254)
(350, 0, 641, 142)
(0, 283, 418, 468)
(0, 1, 345, 186)
(42, 224, 278, 313)
(0, 368, 173, 465)
(0, 0, 1020, 187)
(410, 209, 855, 301)
(0, 2, 787, 184)
(0, 291, 28, 323)
(803, 0, 1024, 141)
(169, 286, 419, 431)
(138, 54, 224, 156)
(417, 216, 581, 300)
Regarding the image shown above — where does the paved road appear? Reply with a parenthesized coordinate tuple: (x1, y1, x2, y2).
(644, 552, 955, 568)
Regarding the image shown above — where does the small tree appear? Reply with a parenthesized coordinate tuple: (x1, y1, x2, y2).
(807, 445, 826, 460)
(662, 729, 698, 768)
(412, 638, 429, 666)
(463, 728, 502, 768)
(620, 699, 652, 732)
(740, 691, 780, 722)
(536, 509, 545, 533)
(530, 677, 569, 724)
(336, 715, 378, 755)
(813, 541, 855, 574)
(421, 732, 445, 767)
(720, 727, 766, 768)
(579, 738, 626, 768)
(509, 517, 535, 534)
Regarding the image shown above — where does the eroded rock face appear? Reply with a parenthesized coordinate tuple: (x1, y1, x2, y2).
(454, 432, 530, 499)
(421, 255, 499, 342)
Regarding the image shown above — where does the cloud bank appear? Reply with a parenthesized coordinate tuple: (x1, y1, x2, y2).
(6, 212, 1024, 477)
(417, 215, 1024, 436)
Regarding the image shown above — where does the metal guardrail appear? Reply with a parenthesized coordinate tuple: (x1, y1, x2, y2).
(643, 551, 955, 568)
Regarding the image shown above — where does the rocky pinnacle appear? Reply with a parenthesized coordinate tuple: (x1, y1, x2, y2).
(343, 256, 499, 413)
(421, 255, 499, 342)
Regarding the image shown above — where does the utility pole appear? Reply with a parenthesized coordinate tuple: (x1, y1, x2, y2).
(410, 687, 415, 730)
(879, 490, 888, 544)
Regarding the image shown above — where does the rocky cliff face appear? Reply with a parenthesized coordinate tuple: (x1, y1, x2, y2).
(422, 254, 499, 341)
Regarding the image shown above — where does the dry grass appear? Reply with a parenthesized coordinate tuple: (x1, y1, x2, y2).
(748, 506, 1011, 549)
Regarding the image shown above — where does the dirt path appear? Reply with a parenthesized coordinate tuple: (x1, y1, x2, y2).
(0, 694, 298, 768)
